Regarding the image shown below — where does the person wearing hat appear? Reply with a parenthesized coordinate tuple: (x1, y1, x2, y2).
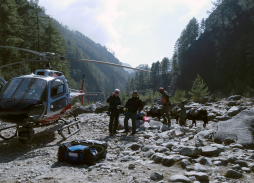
(107, 89, 121, 136)
(123, 90, 143, 135)
(158, 87, 171, 128)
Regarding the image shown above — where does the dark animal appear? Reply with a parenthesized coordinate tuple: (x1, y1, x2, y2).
(170, 108, 180, 123)
(147, 105, 161, 120)
(187, 109, 208, 128)
(147, 105, 180, 122)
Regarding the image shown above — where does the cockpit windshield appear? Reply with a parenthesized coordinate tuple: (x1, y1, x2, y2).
(0, 78, 47, 101)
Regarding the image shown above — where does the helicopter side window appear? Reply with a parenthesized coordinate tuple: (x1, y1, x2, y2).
(51, 79, 65, 99)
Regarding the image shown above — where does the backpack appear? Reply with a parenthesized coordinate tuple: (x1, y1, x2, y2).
(71, 140, 107, 159)
(67, 145, 98, 165)
(58, 143, 99, 165)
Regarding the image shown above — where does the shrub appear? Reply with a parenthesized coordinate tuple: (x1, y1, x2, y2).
(188, 74, 211, 102)
(171, 90, 187, 103)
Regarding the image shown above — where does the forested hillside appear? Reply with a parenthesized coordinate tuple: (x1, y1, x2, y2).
(132, 0, 254, 100)
(171, 0, 254, 97)
(0, 0, 129, 103)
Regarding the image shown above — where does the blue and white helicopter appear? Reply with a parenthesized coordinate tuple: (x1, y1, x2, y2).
(0, 45, 150, 143)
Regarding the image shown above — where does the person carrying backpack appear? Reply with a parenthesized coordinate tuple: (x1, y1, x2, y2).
(158, 87, 171, 128)
(106, 89, 121, 136)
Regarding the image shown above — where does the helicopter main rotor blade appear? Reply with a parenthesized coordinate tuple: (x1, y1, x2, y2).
(0, 45, 44, 57)
(64, 57, 151, 72)
(0, 59, 38, 69)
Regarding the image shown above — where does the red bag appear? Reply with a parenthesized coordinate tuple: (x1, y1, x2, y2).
(143, 116, 150, 122)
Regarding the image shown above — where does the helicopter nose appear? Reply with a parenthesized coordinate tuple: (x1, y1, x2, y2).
(0, 99, 38, 113)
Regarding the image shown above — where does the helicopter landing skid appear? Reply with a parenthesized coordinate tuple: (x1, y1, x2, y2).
(0, 124, 18, 140)
(57, 120, 81, 140)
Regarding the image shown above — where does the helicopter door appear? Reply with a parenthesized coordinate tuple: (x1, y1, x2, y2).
(48, 78, 70, 118)
(0, 76, 6, 93)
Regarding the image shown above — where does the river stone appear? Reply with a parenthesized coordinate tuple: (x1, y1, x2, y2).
(208, 113, 216, 121)
(200, 146, 220, 156)
(228, 95, 243, 101)
(161, 156, 175, 167)
(180, 146, 201, 157)
(235, 160, 248, 167)
(180, 159, 191, 169)
(157, 147, 169, 153)
(150, 172, 163, 181)
(227, 106, 241, 117)
(199, 157, 213, 166)
(129, 143, 141, 151)
(184, 171, 209, 182)
(143, 149, 155, 157)
(141, 145, 158, 152)
(150, 153, 164, 164)
(175, 129, 185, 137)
(232, 164, 241, 170)
(215, 116, 232, 121)
(227, 101, 237, 106)
(242, 167, 251, 173)
(210, 144, 225, 152)
(128, 164, 135, 169)
(225, 169, 243, 179)
(119, 156, 137, 162)
(228, 154, 237, 163)
(193, 163, 207, 172)
(249, 163, 254, 171)
(169, 175, 191, 183)
(73, 104, 96, 115)
(162, 142, 178, 150)
(213, 161, 223, 166)
(213, 110, 254, 149)
(212, 157, 228, 166)
(195, 129, 215, 140)
(143, 132, 155, 139)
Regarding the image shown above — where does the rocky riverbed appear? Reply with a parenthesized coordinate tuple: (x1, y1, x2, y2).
(0, 95, 254, 183)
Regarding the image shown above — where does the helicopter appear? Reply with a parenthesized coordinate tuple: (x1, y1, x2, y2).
(0, 45, 150, 143)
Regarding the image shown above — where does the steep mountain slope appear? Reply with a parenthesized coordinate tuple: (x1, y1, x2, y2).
(54, 21, 129, 101)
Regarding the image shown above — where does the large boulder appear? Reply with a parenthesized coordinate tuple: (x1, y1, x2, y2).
(179, 146, 201, 157)
(95, 103, 109, 113)
(73, 104, 96, 116)
(213, 109, 254, 149)
(227, 106, 241, 117)
(227, 95, 243, 101)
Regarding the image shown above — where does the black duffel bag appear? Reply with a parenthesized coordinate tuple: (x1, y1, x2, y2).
(71, 140, 107, 159)
(58, 143, 98, 165)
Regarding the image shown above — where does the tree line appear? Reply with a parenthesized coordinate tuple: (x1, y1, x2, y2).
(171, 0, 254, 97)
(129, 0, 254, 103)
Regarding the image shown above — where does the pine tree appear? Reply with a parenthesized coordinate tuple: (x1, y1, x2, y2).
(188, 74, 211, 102)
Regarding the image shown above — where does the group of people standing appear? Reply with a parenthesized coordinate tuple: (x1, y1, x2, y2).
(106, 87, 187, 136)
(106, 90, 143, 136)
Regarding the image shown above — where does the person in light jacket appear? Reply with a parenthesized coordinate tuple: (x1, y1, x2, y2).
(106, 89, 121, 136)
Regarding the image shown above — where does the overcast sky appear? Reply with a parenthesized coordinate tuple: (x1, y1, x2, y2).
(39, 0, 214, 68)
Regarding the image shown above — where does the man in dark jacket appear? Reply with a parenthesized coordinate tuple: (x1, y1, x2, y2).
(107, 89, 121, 136)
(124, 91, 143, 135)
(158, 87, 171, 128)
